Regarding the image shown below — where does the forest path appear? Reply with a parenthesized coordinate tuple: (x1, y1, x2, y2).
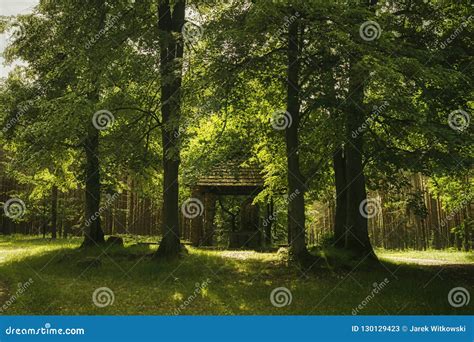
(383, 256, 474, 283)
(383, 256, 471, 266)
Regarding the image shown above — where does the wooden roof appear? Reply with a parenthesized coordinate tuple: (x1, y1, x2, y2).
(194, 164, 263, 195)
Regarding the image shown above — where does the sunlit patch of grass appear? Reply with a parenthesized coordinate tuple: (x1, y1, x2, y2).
(377, 248, 474, 264)
(0, 236, 472, 315)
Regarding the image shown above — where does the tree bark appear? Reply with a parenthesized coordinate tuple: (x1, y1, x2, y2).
(155, 0, 186, 258)
(82, 125, 105, 247)
(343, 57, 375, 258)
(333, 147, 347, 247)
(51, 185, 58, 239)
(81, 0, 106, 248)
(285, 18, 311, 263)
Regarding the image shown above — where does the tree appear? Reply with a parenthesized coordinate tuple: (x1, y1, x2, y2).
(284, 16, 312, 262)
(154, 0, 186, 258)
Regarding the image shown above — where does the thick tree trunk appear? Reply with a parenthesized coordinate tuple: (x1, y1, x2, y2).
(155, 0, 185, 258)
(82, 126, 105, 247)
(51, 185, 58, 239)
(333, 147, 347, 247)
(344, 59, 375, 258)
(285, 18, 311, 263)
(81, 0, 106, 248)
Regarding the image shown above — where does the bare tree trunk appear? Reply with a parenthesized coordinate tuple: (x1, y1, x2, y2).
(51, 185, 58, 239)
(343, 57, 376, 259)
(285, 18, 311, 263)
(155, 0, 185, 258)
(333, 147, 347, 247)
(81, 0, 106, 248)
(82, 125, 105, 247)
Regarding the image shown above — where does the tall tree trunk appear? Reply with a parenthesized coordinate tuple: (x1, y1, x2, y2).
(50, 185, 58, 239)
(81, 0, 106, 248)
(155, 0, 186, 258)
(285, 18, 311, 263)
(333, 147, 347, 247)
(343, 57, 375, 258)
(82, 125, 105, 247)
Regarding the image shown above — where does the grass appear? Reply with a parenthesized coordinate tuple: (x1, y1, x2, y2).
(377, 248, 474, 264)
(0, 235, 472, 315)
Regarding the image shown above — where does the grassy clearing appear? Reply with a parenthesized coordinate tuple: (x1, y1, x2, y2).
(0, 236, 472, 315)
(377, 248, 474, 264)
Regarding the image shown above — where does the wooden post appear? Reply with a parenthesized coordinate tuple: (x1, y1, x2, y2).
(202, 192, 217, 246)
(190, 190, 204, 246)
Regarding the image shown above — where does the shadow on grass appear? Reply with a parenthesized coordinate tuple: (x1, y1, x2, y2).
(0, 238, 472, 315)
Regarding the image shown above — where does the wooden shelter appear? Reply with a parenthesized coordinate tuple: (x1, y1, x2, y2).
(187, 164, 265, 248)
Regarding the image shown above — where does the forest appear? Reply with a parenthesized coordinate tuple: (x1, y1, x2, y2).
(0, 0, 472, 315)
